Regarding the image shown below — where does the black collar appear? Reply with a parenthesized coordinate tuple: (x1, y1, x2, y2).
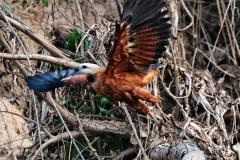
(86, 74, 95, 83)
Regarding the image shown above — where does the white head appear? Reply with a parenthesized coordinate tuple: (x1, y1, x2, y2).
(77, 63, 101, 75)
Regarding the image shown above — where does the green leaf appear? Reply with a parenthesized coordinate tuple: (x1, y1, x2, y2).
(82, 105, 91, 114)
(98, 105, 108, 115)
(42, 0, 48, 7)
(66, 29, 81, 52)
(98, 97, 109, 107)
(84, 36, 89, 51)
(24, 66, 29, 71)
(43, 149, 48, 156)
(60, 98, 67, 105)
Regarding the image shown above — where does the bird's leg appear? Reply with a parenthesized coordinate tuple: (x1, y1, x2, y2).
(131, 88, 164, 124)
(132, 87, 158, 105)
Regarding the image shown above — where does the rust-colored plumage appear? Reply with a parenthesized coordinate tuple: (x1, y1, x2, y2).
(89, 67, 159, 115)
(26, 0, 171, 115)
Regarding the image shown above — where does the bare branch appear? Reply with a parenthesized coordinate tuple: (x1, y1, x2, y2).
(0, 52, 80, 68)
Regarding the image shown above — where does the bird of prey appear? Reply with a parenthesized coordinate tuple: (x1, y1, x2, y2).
(26, 0, 171, 115)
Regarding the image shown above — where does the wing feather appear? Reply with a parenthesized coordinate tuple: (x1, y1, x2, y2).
(105, 0, 171, 76)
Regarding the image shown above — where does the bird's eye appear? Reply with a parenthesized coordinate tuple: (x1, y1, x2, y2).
(82, 65, 87, 69)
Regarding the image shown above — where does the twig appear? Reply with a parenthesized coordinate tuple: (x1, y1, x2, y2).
(208, 0, 235, 68)
(197, 48, 235, 78)
(75, 0, 85, 56)
(31, 93, 132, 137)
(169, 0, 179, 38)
(75, 0, 85, 30)
(78, 113, 125, 122)
(0, 30, 29, 77)
(75, 111, 101, 160)
(200, 40, 234, 62)
(43, 93, 85, 160)
(89, 0, 100, 24)
(169, 35, 181, 119)
(86, 87, 104, 156)
(112, 147, 137, 160)
(42, 127, 54, 139)
(31, 92, 44, 160)
(32, 130, 96, 158)
(159, 65, 188, 120)
(178, 0, 193, 31)
(120, 102, 149, 160)
(70, 7, 91, 29)
(0, 110, 37, 123)
(32, 117, 133, 157)
(86, 51, 104, 67)
(57, 47, 85, 58)
(219, 0, 239, 63)
(0, 10, 31, 68)
(76, 24, 95, 56)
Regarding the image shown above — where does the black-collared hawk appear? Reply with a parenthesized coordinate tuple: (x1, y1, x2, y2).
(26, 0, 171, 116)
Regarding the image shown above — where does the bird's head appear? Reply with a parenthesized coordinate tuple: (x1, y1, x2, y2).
(76, 63, 102, 82)
(77, 63, 101, 75)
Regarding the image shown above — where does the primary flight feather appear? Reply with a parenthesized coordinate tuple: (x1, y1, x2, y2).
(26, 0, 171, 115)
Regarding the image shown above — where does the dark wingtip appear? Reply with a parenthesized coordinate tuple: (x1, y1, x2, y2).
(116, 0, 122, 20)
(25, 67, 83, 92)
(25, 73, 65, 92)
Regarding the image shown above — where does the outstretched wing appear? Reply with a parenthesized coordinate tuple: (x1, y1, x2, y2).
(105, 0, 171, 76)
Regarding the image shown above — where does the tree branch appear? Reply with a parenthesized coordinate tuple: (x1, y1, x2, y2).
(0, 52, 80, 68)
(32, 120, 132, 158)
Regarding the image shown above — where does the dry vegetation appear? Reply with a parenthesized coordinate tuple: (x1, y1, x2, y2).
(0, 0, 240, 159)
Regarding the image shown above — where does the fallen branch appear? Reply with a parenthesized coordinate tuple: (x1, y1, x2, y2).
(32, 120, 132, 159)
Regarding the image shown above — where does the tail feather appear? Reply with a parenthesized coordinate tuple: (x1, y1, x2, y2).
(25, 67, 83, 92)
